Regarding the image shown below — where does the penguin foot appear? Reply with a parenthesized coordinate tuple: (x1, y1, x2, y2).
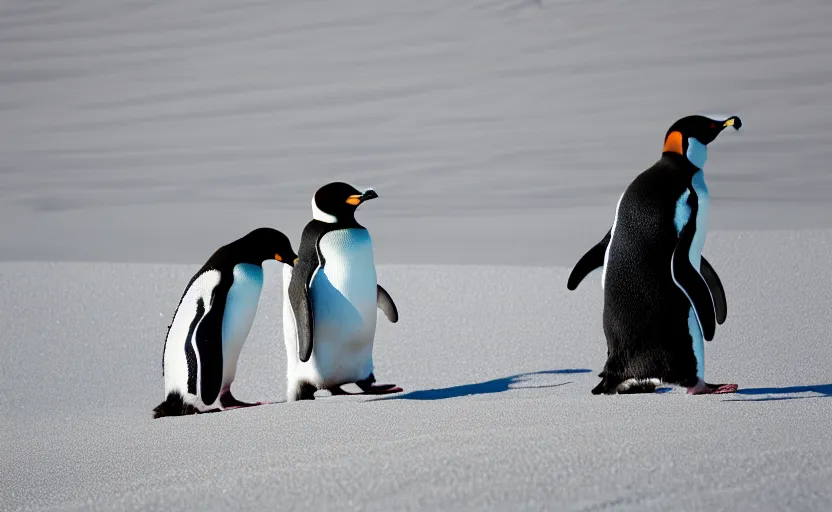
(326, 382, 403, 396)
(687, 380, 739, 395)
(358, 384, 403, 395)
(356, 374, 402, 394)
(219, 390, 264, 409)
(356, 373, 377, 389)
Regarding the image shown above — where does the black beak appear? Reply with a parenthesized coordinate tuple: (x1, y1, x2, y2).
(723, 116, 742, 131)
(360, 189, 379, 201)
(346, 188, 379, 206)
(277, 254, 299, 266)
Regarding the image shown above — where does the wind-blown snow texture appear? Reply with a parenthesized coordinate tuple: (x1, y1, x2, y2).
(3, 231, 832, 511)
(2, 1, 832, 511)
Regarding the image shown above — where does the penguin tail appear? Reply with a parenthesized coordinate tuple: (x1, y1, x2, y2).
(152, 392, 198, 419)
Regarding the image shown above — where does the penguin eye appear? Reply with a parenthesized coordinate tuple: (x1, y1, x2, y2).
(710, 122, 717, 129)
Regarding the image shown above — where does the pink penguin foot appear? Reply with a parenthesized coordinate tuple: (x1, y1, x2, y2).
(327, 383, 404, 396)
(687, 380, 739, 395)
(359, 384, 403, 395)
(222, 401, 272, 411)
(218, 391, 274, 410)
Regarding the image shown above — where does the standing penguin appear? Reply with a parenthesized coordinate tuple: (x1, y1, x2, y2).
(154, 227, 298, 418)
(567, 114, 742, 395)
(282, 182, 401, 401)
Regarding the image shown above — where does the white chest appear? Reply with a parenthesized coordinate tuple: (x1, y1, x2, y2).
(688, 170, 710, 270)
(311, 228, 378, 330)
(221, 264, 263, 377)
(673, 170, 709, 271)
(163, 270, 220, 391)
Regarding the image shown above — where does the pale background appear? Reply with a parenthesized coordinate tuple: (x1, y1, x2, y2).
(2, 1, 831, 511)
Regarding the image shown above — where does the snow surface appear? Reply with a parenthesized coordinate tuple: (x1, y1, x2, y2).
(2, 0, 832, 511)
(3, 231, 832, 511)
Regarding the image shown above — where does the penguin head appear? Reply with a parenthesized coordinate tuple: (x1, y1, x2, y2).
(311, 181, 378, 223)
(662, 114, 742, 169)
(236, 227, 299, 267)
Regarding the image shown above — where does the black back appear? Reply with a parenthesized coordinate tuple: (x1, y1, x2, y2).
(569, 154, 727, 388)
(602, 155, 701, 385)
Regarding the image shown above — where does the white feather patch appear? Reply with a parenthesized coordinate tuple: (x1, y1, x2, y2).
(602, 192, 625, 290)
(163, 270, 221, 401)
(616, 378, 661, 393)
(312, 197, 337, 223)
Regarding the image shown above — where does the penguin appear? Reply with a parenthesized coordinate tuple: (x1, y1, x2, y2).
(282, 182, 401, 402)
(153, 227, 298, 418)
(567, 114, 742, 396)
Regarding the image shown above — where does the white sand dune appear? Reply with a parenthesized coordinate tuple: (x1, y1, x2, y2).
(2, 0, 832, 510)
(2, 230, 832, 511)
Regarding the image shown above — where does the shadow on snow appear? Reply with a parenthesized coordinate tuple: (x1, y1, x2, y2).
(371, 368, 593, 401)
(723, 384, 832, 402)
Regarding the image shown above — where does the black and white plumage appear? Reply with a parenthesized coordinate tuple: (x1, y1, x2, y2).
(282, 182, 400, 402)
(153, 227, 297, 418)
(568, 114, 741, 395)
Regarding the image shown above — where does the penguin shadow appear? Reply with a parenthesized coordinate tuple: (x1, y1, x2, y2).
(722, 384, 832, 402)
(369, 369, 592, 402)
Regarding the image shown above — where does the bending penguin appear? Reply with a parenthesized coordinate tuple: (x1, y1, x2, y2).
(154, 227, 298, 418)
(282, 181, 401, 401)
(567, 114, 742, 395)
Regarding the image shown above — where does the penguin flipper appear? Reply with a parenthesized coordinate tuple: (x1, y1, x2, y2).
(700, 256, 727, 325)
(671, 222, 717, 342)
(376, 284, 398, 323)
(288, 262, 316, 363)
(567, 229, 611, 290)
(194, 296, 224, 406)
